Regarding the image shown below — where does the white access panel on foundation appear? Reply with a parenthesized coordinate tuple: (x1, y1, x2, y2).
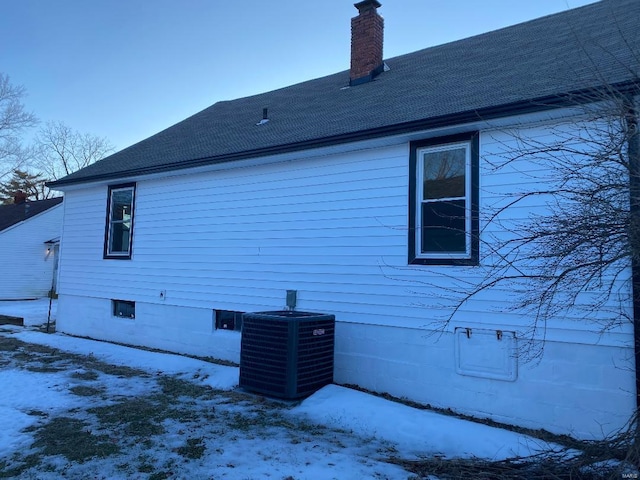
(454, 327, 518, 381)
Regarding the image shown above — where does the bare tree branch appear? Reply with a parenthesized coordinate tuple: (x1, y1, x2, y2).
(0, 73, 38, 180)
(33, 121, 115, 181)
(425, 94, 637, 361)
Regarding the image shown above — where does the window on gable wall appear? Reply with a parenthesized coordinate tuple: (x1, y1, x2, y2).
(409, 132, 479, 265)
(104, 183, 136, 259)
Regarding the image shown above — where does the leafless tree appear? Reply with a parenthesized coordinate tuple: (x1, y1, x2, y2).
(0, 74, 38, 180)
(415, 90, 639, 362)
(34, 121, 115, 181)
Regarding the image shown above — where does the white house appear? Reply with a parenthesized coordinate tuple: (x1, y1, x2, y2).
(48, 0, 639, 439)
(0, 194, 63, 300)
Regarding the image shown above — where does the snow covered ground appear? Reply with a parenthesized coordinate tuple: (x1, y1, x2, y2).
(0, 299, 565, 479)
(0, 298, 57, 326)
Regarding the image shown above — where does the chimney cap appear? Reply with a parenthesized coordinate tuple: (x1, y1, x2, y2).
(354, 0, 381, 14)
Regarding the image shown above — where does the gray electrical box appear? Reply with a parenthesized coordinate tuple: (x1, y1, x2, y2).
(286, 290, 297, 309)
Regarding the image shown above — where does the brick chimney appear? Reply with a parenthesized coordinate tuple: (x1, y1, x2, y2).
(13, 191, 27, 204)
(350, 0, 384, 86)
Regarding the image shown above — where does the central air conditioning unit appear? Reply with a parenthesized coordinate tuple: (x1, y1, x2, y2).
(240, 310, 335, 400)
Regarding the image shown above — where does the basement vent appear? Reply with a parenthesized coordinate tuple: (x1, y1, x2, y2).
(112, 299, 135, 319)
(215, 309, 243, 331)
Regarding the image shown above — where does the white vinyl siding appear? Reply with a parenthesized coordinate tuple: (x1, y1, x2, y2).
(0, 204, 63, 300)
(57, 120, 632, 341)
(54, 110, 635, 438)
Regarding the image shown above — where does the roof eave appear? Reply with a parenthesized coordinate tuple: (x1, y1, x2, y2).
(47, 81, 640, 189)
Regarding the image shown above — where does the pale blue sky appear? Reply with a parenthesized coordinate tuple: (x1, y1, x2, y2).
(1, 0, 597, 151)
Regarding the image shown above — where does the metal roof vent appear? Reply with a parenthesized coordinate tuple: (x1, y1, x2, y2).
(256, 107, 269, 126)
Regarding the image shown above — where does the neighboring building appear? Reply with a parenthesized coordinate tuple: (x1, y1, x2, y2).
(48, 0, 639, 439)
(0, 194, 63, 300)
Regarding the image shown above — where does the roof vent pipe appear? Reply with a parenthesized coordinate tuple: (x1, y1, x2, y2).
(350, 0, 384, 86)
(257, 107, 269, 125)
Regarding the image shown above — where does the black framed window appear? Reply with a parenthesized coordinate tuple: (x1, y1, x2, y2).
(104, 183, 136, 259)
(112, 299, 135, 319)
(215, 310, 243, 331)
(409, 132, 479, 265)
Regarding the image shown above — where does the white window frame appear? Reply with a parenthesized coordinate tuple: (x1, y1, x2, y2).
(415, 141, 473, 260)
(105, 184, 135, 258)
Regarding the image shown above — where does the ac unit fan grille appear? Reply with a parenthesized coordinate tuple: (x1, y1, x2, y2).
(239, 311, 335, 399)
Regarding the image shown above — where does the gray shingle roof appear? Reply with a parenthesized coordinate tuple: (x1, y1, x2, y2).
(49, 0, 640, 188)
(0, 197, 63, 233)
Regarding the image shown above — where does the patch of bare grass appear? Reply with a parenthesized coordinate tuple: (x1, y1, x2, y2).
(0, 336, 21, 352)
(0, 336, 149, 381)
(26, 343, 59, 355)
(33, 416, 120, 462)
(70, 385, 104, 397)
(157, 375, 214, 399)
(149, 471, 172, 480)
(0, 453, 40, 478)
(89, 397, 167, 438)
(175, 437, 206, 460)
(26, 409, 48, 418)
(70, 369, 100, 381)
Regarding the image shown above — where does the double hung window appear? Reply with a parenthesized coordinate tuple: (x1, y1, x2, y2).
(409, 133, 479, 265)
(104, 183, 135, 259)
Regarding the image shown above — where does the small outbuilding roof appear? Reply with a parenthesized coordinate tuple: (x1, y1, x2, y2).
(0, 197, 63, 233)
